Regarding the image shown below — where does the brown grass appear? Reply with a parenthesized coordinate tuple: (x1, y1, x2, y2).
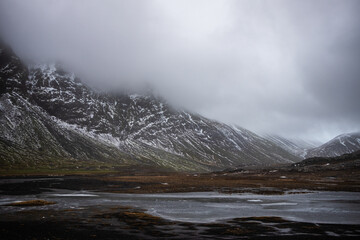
(5, 200, 56, 206)
(122, 211, 161, 221)
(98, 168, 360, 194)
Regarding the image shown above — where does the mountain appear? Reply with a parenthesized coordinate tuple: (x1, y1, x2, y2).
(306, 132, 360, 158)
(0, 42, 300, 172)
(263, 135, 319, 158)
(290, 150, 360, 172)
(264, 133, 360, 159)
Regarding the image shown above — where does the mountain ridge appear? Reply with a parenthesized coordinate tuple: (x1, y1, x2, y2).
(0, 43, 303, 172)
(1, 42, 360, 172)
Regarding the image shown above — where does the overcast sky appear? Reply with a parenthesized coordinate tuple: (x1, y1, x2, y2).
(1, 0, 359, 142)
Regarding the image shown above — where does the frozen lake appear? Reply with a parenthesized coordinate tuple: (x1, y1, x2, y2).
(1, 189, 360, 224)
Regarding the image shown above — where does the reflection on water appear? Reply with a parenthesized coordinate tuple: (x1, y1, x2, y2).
(1, 189, 360, 224)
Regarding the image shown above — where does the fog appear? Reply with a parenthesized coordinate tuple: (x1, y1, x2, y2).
(1, 0, 359, 142)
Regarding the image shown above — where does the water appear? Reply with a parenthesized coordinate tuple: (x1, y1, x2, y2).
(1, 189, 359, 224)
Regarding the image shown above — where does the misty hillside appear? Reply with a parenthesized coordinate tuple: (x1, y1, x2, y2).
(263, 134, 319, 158)
(0, 43, 301, 172)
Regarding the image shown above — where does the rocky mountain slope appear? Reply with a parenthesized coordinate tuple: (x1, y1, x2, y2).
(306, 132, 360, 158)
(1, 42, 301, 172)
(264, 133, 360, 159)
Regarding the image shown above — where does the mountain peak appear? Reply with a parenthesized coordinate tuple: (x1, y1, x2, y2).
(0, 44, 301, 172)
(306, 132, 360, 158)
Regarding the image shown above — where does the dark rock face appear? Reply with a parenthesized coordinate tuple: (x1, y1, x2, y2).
(0, 43, 28, 95)
(0, 43, 300, 172)
(291, 150, 360, 172)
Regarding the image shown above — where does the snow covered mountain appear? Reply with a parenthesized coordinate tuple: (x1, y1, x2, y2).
(0, 42, 300, 172)
(306, 132, 360, 158)
(263, 133, 360, 159)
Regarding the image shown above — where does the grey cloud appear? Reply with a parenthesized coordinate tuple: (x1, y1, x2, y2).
(0, 0, 359, 142)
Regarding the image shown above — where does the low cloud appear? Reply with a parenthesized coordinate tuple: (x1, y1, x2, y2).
(1, 0, 359, 142)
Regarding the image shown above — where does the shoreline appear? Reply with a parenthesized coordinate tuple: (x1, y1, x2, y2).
(1, 173, 360, 239)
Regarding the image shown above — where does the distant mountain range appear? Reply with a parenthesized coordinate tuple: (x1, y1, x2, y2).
(264, 133, 360, 159)
(305, 132, 360, 158)
(1, 42, 359, 172)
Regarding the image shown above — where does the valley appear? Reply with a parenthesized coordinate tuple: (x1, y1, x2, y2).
(1, 1, 360, 239)
(1, 20, 360, 240)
